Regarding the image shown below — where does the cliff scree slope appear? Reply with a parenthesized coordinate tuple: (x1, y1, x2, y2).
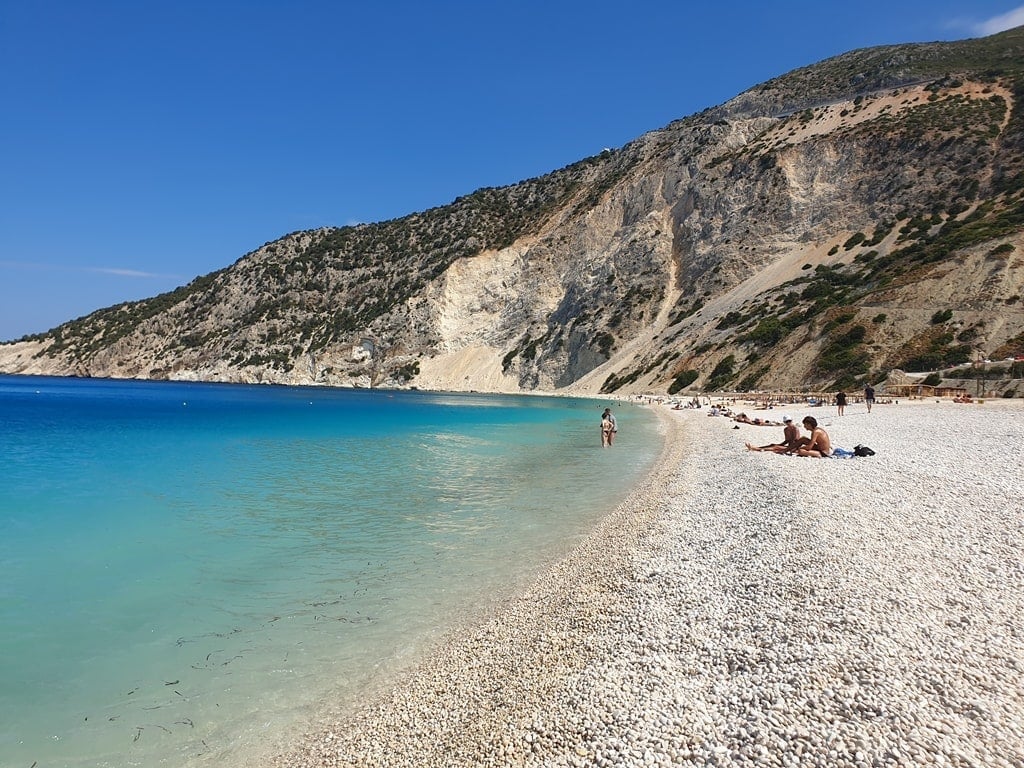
(3, 27, 1024, 395)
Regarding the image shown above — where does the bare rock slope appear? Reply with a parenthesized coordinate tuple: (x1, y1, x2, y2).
(3, 27, 1024, 395)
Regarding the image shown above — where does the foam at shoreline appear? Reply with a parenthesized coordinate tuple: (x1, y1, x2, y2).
(270, 398, 1024, 767)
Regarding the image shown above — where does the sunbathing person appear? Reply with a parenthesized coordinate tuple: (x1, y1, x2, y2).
(795, 416, 832, 457)
(746, 415, 801, 453)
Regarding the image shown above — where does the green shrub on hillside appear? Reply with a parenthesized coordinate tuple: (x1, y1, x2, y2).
(843, 232, 866, 250)
(395, 361, 420, 381)
(705, 355, 736, 391)
(740, 316, 788, 347)
(737, 366, 768, 392)
(817, 324, 870, 379)
(898, 343, 973, 371)
(667, 369, 699, 395)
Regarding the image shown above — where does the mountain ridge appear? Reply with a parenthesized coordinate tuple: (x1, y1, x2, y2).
(3, 26, 1023, 396)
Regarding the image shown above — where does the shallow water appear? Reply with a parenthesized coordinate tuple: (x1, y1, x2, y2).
(0, 376, 660, 767)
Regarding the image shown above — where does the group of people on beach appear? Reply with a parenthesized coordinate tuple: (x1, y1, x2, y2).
(836, 384, 875, 415)
(745, 414, 833, 457)
(606, 383, 879, 454)
(743, 384, 878, 457)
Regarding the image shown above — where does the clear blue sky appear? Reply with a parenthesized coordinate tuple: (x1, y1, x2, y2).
(2, 1, 1023, 341)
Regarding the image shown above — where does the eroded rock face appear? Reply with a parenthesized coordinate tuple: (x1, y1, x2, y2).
(3, 29, 1024, 394)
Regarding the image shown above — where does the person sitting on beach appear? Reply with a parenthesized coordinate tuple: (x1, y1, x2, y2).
(746, 414, 801, 453)
(795, 416, 832, 457)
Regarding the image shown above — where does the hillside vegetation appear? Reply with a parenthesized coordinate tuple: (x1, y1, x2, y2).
(2, 26, 1023, 396)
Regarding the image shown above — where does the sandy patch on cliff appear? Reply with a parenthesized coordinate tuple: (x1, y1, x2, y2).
(415, 345, 519, 392)
(763, 80, 1014, 150)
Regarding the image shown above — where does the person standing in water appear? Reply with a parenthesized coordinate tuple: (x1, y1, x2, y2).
(600, 412, 614, 447)
(602, 407, 618, 446)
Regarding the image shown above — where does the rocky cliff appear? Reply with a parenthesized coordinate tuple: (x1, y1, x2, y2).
(3, 27, 1024, 395)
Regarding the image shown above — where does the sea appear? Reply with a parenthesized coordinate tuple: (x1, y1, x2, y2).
(0, 375, 662, 768)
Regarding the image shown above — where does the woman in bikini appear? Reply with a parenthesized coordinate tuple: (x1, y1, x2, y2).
(600, 414, 614, 447)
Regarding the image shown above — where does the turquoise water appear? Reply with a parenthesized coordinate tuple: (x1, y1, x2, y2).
(0, 376, 660, 767)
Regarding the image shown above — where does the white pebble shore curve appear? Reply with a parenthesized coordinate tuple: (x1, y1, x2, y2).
(271, 399, 1024, 768)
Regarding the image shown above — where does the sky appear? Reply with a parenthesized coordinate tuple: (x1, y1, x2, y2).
(2, 1, 1024, 341)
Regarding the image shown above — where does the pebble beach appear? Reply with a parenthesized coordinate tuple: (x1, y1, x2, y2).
(271, 398, 1024, 768)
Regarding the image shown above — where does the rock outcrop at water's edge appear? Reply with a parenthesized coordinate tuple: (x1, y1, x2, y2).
(2, 27, 1024, 395)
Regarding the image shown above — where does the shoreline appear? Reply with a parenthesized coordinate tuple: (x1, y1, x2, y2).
(269, 398, 1024, 767)
(1, 379, 655, 768)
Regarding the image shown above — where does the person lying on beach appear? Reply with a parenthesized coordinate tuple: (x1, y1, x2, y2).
(745, 415, 801, 452)
(794, 416, 832, 457)
(734, 413, 761, 424)
(734, 413, 781, 426)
